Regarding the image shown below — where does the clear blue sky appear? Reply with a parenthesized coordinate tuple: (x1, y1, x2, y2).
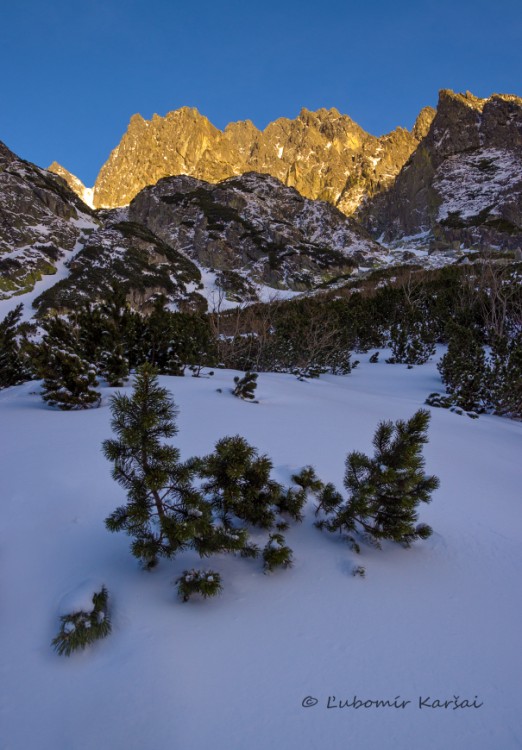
(2, 0, 521, 185)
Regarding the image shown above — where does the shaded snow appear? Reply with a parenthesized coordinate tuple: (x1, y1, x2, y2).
(1, 353, 521, 748)
(58, 579, 106, 616)
(436, 147, 522, 222)
(0, 218, 99, 322)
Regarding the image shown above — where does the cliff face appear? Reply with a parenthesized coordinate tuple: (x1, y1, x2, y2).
(0, 141, 97, 299)
(89, 105, 435, 213)
(0, 138, 389, 313)
(127, 171, 386, 295)
(29, 170, 387, 316)
(33, 215, 205, 316)
(362, 91, 522, 250)
(48, 162, 94, 208)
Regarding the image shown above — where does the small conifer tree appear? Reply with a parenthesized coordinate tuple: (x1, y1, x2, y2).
(197, 435, 284, 530)
(438, 325, 488, 412)
(0, 304, 31, 388)
(41, 348, 101, 410)
(103, 363, 212, 567)
(317, 409, 439, 549)
(31, 316, 101, 410)
(233, 372, 258, 401)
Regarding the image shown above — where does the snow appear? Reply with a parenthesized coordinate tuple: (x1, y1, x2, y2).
(0, 219, 98, 323)
(436, 147, 522, 222)
(1, 352, 521, 749)
(58, 579, 105, 616)
(183, 265, 302, 312)
(81, 187, 94, 209)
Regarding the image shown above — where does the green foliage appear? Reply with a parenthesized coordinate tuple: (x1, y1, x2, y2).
(100, 343, 130, 387)
(262, 533, 293, 572)
(175, 569, 223, 602)
(0, 304, 31, 388)
(438, 325, 488, 412)
(197, 435, 285, 530)
(292, 465, 323, 494)
(489, 334, 522, 419)
(52, 587, 111, 656)
(317, 410, 439, 549)
(387, 319, 435, 366)
(41, 348, 101, 410)
(315, 482, 344, 516)
(103, 363, 212, 566)
(103, 367, 303, 586)
(32, 317, 101, 410)
(274, 465, 322, 522)
(139, 298, 217, 375)
(425, 392, 454, 409)
(425, 392, 479, 419)
(233, 371, 258, 401)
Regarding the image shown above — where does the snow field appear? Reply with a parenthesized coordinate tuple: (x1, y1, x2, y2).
(0, 352, 521, 749)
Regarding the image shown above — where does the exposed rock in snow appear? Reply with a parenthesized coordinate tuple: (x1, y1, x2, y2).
(362, 91, 522, 252)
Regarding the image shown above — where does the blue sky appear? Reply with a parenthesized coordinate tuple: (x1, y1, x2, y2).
(2, 0, 521, 185)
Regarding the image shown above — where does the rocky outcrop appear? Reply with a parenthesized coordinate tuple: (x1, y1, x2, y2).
(48, 162, 94, 208)
(34, 216, 205, 315)
(362, 91, 522, 251)
(127, 171, 386, 294)
(0, 141, 97, 300)
(0, 140, 388, 315)
(89, 105, 434, 213)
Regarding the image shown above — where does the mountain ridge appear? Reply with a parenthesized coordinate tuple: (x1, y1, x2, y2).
(50, 103, 436, 215)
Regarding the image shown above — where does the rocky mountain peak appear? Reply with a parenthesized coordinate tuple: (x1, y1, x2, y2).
(439, 89, 486, 110)
(412, 106, 436, 140)
(83, 105, 430, 213)
(126, 169, 385, 299)
(362, 89, 522, 251)
(0, 140, 17, 167)
(48, 162, 93, 208)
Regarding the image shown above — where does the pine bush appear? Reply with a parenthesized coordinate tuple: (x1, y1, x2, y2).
(175, 569, 223, 602)
(0, 304, 31, 389)
(489, 335, 522, 419)
(262, 533, 293, 572)
(197, 435, 285, 530)
(103, 363, 212, 567)
(438, 325, 488, 412)
(52, 586, 111, 656)
(232, 372, 258, 401)
(317, 409, 439, 549)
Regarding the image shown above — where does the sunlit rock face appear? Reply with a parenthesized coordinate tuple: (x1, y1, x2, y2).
(86, 105, 433, 214)
(48, 162, 94, 208)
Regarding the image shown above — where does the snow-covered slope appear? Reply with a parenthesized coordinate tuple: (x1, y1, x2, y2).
(363, 91, 522, 251)
(0, 141, 98, 301)
(1, 353, 521, 749)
